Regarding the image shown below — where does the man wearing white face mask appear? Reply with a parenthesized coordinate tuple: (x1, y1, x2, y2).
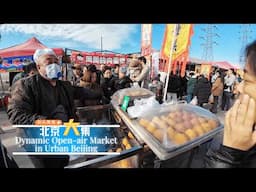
(7, 48, 102, 168)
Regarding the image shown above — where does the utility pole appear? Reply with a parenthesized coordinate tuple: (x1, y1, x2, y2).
(239, 24, 252, 66)
(200, 24, 219, 62)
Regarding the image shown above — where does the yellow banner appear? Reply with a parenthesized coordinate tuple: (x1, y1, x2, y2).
(161, 24, 175, 58)
(173, 24, 192, 60)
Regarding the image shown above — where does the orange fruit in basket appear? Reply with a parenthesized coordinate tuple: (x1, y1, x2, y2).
(189, 113, 197, 119)
(208, 119, 219, 129)
(174, 123, 186, 132)
(201, 122, 212, 132)
(167, 127, 176, 139)
(175, 117, 184, 124)
(190, 117, 200, 126)
(152, 116, 161, 124)
(160, 115, 170, 124)
(146, 122, 157, 133)
(197, 117, 207, 124)
(167, 118, 176, 127)
(139, 118, 150, 127)
(182, 113, 190, 121)
(183, 121, 193, 130)
(184, 128, 198, 140)
(193, 125, 205, 136)
(168, 112, 176, 119)
(153, 129, 164, 142)
(153, 118, 169, 129)
(173, 133, 189, 144)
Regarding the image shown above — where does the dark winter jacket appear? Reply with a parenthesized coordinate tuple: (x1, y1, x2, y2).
(187, 77, 197, 95)
(7, 74, 102, 125)
(205, 144, 256, 168)
(167, 74, 181, 93)
(80, 82, 103, 106)
(193, 76, 211, 105)
(114, 76, 133, 90)
(100, 76, 117, 101)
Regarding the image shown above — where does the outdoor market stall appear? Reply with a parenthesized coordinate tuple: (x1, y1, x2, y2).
(66, 87, 223, 168)
(0, 37, 64, 73)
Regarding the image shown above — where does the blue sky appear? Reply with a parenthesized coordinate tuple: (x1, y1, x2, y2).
(0, 24, 255, 68)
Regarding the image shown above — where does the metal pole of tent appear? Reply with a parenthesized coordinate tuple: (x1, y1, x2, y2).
(163, 24, 178, 102)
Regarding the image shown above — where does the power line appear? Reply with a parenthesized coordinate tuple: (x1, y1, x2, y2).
(239, 24, 253, 66)
(200, 24, 219, 62)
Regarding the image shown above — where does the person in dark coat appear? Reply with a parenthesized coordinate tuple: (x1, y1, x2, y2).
(186, 71, 197, 103)
(100, 66, 117, 103)
(12, 62, 38, 86)
(7, 48, 102, 168)
(193, 74, 211, 107)
(166, 72, 181, 102)
(114, 66, 132, 90)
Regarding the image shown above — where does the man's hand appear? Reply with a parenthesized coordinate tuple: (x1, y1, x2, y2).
(223, 94, 256, 151)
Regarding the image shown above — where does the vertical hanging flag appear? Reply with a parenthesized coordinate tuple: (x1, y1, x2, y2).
(160, 24, 176, 60)
(172, 24, 193, 60)
(160, 24, 194, 76)
(173, 24, 194, 77)
(141, 24, 152, 56)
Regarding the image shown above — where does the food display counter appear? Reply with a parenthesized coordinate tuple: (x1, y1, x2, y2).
(67, 88, 223, 168)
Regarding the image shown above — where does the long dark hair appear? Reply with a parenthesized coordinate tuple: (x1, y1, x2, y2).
(245, 40, 256, 75)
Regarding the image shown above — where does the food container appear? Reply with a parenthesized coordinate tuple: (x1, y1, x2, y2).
(118, 103, 223, 160)
(111, 87, 154, 106)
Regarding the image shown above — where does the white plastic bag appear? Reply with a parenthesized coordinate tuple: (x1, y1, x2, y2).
(190, 96, 198, 105)
(208, 94, 214, 104)
(127, 96, 160, 118)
